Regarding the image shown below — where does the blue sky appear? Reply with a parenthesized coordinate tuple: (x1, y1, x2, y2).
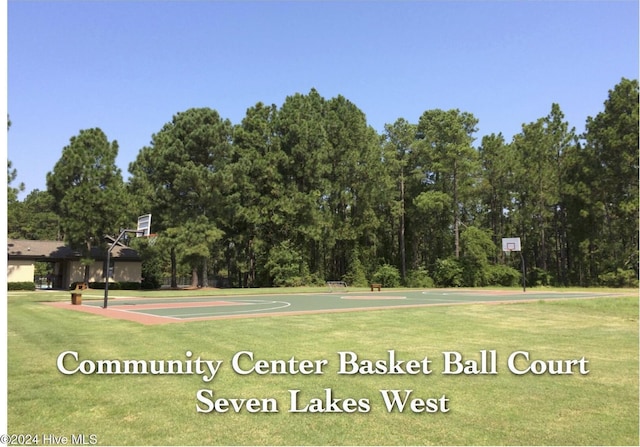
(7, 0, 639, 200)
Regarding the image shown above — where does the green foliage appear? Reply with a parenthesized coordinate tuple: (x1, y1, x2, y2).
(140, 255, 163, 290)
(8, 189, 60, 239)
(460, 226, 496, 286)
(46, 128, 128, 258)
(487, 264, 522, 286)
(413, 190, 452, 214)
(88, 282, 141, 290)
(128, 108, 233, 287)
(7, 160, 25, 204)
(405, 268, 435, 288)
(7, 282, 35, 291)
(528, 267, 553, 287)
(372, 264, 401, 288)
(9, 80, 638, 290)
(478, 133, 515, 243)
(598, 269, 639, 288)
(415, 108, 480, 259)
(580, 78, 639, 285)
(382, 118, 418, 280)
(265, 240, 309, 287)
(166, 217, 224, 268)
(509, 104, 576, 285)
(433, 257, 464, 287)
(342, 252, 368, 287)
(140, 276, 161, 290)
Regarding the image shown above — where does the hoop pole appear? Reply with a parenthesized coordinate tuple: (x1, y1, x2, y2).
(520, 251, 526, 292)
(103, 228, 137, 308)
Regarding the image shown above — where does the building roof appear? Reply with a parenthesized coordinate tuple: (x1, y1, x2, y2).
(7, 239, 140, 261)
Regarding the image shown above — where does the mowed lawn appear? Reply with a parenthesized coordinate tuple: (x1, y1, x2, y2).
(7, 288, 639, 446)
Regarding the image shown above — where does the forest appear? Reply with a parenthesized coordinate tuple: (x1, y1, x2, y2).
(7, 78, 639, 289)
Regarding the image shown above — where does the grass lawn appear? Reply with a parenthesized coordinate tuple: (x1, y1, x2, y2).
(6, 287, 639, 446)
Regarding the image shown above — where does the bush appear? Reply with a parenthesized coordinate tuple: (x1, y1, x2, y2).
(88, 282, 114, 290)
(372, 264, 401, 288)
(87, 282, 142, 290)
(460, 226, 496, 286)
(406, 268, 435, 288)
(141, 276, 161, 290)
(343, 254, 368, 287)
(7, 282, 36, 291)
(265, 241, 307, 287)
(528, 267, 553, 287)
(488, 264, 522, 287)
(461, 259, 490, 287)
(140, 260, 163, 290)
(598, 269, 639, 288)
(433, 258, 464, 287)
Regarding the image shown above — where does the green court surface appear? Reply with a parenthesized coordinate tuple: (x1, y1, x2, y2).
(74, 289, 620, 323)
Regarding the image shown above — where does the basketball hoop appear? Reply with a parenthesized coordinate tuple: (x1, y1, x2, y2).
(502, 238, 521, 253)
(146, 233, 158, 246)
(103, 213, 152, 309)
(501, 237, 525, 292)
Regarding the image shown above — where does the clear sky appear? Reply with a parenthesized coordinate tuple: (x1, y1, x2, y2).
(7, 0, 639, 200)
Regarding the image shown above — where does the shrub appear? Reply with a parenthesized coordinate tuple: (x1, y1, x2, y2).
(528, 267, 553, 287)
(265, 241, 307, 287)
(343, 254, 368, 287)
(460, 227, 496, 287)
(87, 282, 141, 290)
(140, 260, 163, 290)
(141, 276, 161, 290)
(7, 282, 36, 291)
(372, 264, 401, 288)
(406, 268, 435, 288)
(433, 258, 464, 287)
(488, 264, 522, 287)
(598, 269, 639, 288)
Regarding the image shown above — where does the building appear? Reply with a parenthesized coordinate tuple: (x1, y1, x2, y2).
(7, 239, 142, 289)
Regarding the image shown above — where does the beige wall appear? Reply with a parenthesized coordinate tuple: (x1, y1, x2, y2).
(7, 260, 35, 282)
(116, 262, 142, 283)
(10, 259, 141, 286)
(68, 260, 142, 284)
(68, 260, 87, 284)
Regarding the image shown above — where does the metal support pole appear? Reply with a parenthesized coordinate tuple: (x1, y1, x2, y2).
(103, 229, 137, 308)
(520, 252, 526, 292)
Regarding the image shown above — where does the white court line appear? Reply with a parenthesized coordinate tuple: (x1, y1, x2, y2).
(102, 306, 184, 320)
(142, 299, 293, 319)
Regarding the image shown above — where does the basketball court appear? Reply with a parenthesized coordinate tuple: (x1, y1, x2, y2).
(47, 289, 621, 325)
(48, 225, 623, 325)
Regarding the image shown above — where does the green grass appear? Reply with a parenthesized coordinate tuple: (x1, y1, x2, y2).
(7, 288, 639, 446)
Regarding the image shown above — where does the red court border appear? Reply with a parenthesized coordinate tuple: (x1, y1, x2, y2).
(46, 300, 255, 325)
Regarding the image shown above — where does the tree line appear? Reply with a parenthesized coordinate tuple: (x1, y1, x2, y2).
(8, 78, 639, 288)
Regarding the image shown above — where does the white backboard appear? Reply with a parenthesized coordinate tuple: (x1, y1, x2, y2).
(136, 214, 152, 237)
(502, 237, 521, 252)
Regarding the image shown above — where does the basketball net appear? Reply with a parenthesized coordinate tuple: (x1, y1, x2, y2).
(146, 234, 158, 246)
